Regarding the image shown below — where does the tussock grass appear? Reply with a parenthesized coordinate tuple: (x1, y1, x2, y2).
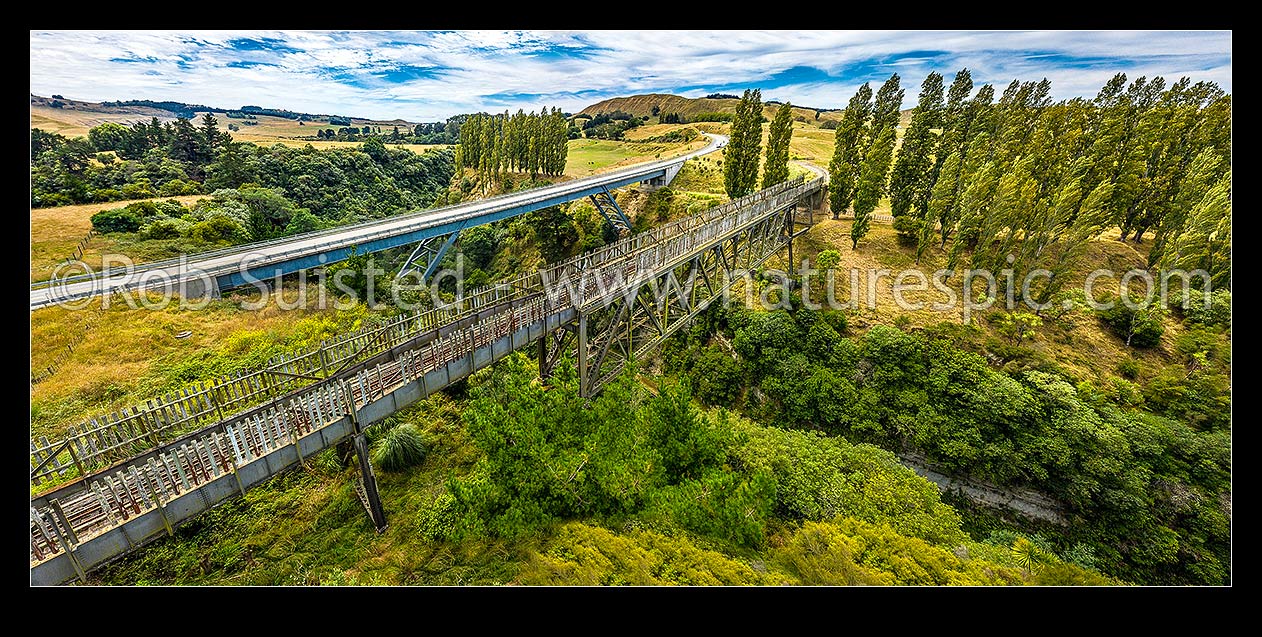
(372, 424, 427, 472)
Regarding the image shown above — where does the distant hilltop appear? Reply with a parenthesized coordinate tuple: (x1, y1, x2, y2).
(578, 92, 845, 125)
(30, 94, 410, 127)
(578, 92, 913, 127)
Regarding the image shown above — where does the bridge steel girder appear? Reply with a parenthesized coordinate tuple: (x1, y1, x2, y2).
(589, 186, 632, 233)
(395, 225, 465, 285)
(538, 323, 576, 380)
(213, 170, 666, 292)
(571, 205, 794, 398)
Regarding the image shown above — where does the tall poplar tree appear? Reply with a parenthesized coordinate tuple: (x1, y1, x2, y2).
(724, 89, 763, 198)
(851, 126, 895, 248)
(828, 83, 872, 218)
(762, 102, 793, 188)
(871, 74, 905, 135)
(889, 72, 944, 243)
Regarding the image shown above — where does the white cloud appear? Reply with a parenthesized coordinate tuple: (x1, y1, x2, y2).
(29, 30, 1231, 121)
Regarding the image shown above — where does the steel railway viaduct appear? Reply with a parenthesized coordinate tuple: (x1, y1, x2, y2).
(30, 148, 826, 585)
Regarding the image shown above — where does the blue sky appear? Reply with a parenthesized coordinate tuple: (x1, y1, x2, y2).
(30, 30, 1231, 121)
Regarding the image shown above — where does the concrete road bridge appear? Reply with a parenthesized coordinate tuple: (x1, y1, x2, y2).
(30, 135, 727, 310)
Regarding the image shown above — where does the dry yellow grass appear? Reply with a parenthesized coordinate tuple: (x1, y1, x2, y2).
(576, 93, 846, 128)
(30, 195, 209, 282)
(621, 123, 696, 141)
(31, 106, 443, 153)
(203, 112, 417, 140)
(31, 196, 206, 244)
(211, 113, 448, 152)
(564, 137, 706, 177)
(30, 105, 172, 137)
(231, 136, 450, 153)
(763, 220, 1185, 384)
(789, 124, 838, 165)
(30, 283, 369, 438)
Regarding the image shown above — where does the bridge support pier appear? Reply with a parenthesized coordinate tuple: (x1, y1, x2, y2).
(577, 313, 590, 398)
(337, 440, 355, 468)
(343, 380, 387, 532)
(396, 224, 466, 286)
(538, 324, 575, 380)
(352, 434, 388, 533)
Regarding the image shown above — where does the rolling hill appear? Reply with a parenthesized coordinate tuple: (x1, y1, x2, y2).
(579, 93, 916, 128)
(30, 94, 183, 136)
(31, 94, 422, 136)
(578, 93, 841, 125)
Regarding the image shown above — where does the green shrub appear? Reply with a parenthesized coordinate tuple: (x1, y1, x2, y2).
(283, 209, 321, 236)
(688, 346, 744, 407)
(189, 215, 249, 244)
(519, 522, 774, 585)
(370, 424, 427, 471)
(820, 309, 848, 334)
(994, 311, 1043, 344)
(647, 469, 776, 548)
(891, 215, 924, 246)
(159, 179, 191, 196)
(155, 199, 190, 217)
(731, 421, 968, 546)
(1143, 369, 1231, 430)
(1180, 288, 1230, 328)
(460, 225, 499, 270)
(416, 491, 460, 540)
(92, 189, 122, 202)
(90, 208, 143, 233)
(141, 218, 185, 240)
(1116, 358, 1140, 380)
(816, 249, 842, 271)
(120, 182, 156, 199)
(1097, 297, 1165, 348)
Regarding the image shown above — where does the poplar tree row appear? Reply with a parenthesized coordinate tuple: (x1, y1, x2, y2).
(456, 108, 569, 181)
(828, 74, 904, 248)
(723, 91, 796, 198)
(830, 69, 1231, 295)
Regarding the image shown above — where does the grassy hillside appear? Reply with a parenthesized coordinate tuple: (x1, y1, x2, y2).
(30, 195, 208, 282)
(29, 96, 429, 149)
(190, 111, 435, 150)
(30, 283, 372, 440)
(579, 93, 737, 118)
(565, 136, 707, 177)
(31, 105, 177, 137)
(580, 93, 843, 126)
(579, 93, 917, 130)
(90, 352, 1112, 586)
